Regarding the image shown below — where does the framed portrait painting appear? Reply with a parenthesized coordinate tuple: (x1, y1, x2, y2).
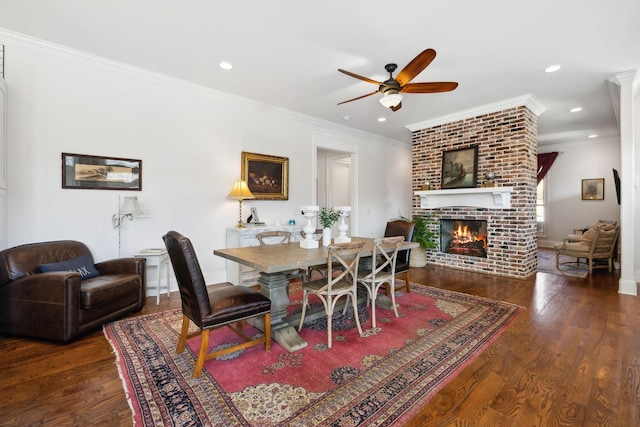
(62, 153, 141, 190)
(441, 145, 478, 189)
(241, 151, 289, 200)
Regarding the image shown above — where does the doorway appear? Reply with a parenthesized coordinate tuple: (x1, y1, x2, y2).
(315, 147, 356, 236)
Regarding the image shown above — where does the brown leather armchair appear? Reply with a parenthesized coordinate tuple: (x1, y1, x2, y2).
(0, 240, 146, 343)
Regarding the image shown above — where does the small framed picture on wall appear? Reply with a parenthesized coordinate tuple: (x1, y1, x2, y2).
(581, 178, 604, 200)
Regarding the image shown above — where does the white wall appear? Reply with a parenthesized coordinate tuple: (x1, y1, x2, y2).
(538, 138, 621, 247)
(1, 34, 411, 285)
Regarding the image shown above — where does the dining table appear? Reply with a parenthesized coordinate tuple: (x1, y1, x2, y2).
(214, 236, 418, 352)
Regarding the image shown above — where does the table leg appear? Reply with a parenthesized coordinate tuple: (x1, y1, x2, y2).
(257, 271, 308, 352)
(156, 265, 161, 305)
(164, 258, 171, 299)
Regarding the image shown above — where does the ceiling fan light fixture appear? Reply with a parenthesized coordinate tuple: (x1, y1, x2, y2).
(379, 92, 403, 108)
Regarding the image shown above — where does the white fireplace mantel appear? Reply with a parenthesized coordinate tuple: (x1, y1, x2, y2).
(414, 187, 514, 209)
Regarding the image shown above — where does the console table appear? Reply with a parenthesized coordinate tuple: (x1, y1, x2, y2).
(225, 224, 303, 287)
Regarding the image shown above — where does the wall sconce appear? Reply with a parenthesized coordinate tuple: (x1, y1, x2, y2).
(227, 180, 255, 228)
(112, 196, 141, 228)
(112, 196, 142, 256)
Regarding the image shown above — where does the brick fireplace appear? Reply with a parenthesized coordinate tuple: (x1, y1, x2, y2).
(409, 97, 544, 278)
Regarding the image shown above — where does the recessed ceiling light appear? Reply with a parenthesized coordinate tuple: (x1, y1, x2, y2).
(569, 107, 583, 113)
(545, 64, 562, 73)
(588, 134, 598, 138)
(377, 117, 386, 122)
(219, 61, 233, 70)
(343, 116, 350, 121)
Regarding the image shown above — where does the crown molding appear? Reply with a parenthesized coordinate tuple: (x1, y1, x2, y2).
(405, 93, 547, 132)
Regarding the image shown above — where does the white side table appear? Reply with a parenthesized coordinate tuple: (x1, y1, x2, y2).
(134, 248, 171, 305)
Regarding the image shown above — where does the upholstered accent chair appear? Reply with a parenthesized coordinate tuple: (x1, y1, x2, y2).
(554, 224, 619, 274)
(163, 231, 271, 377)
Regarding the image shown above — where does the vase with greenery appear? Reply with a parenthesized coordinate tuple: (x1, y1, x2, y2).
(319, 207, 341, 246)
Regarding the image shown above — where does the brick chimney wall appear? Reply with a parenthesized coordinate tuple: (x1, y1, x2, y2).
(411, 105, 538, 278)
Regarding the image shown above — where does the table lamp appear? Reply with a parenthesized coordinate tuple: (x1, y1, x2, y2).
(227, 180, 255, 228)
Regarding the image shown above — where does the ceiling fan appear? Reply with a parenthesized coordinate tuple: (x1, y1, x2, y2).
(337, 48, 458, 112)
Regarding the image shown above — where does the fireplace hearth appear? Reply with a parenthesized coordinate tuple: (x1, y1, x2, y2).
(440, 219, 488, 258)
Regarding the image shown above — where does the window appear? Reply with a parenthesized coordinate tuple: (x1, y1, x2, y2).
(536, 179, 546, 235)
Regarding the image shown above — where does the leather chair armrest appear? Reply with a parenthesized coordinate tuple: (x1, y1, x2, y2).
(0, 272, 82, 343)
(95, 257, 146, 309)
(2, 272, 82, 304)
(95, 257, 146, 276)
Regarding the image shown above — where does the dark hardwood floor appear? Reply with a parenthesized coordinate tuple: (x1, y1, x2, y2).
(1, 261, 638, 426)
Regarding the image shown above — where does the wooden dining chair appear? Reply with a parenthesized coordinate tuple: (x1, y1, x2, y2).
(357, 236, 404, 328)
(297, 241, 365, 348)
(162, 230, 271, 378)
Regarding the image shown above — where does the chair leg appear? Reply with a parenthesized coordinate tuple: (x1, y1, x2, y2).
(371, 290, 377, 328)
(386, 271, 411, 295)
(298, 292, 309, 331)
(176, 315, 190, 353)
(351, 291, 363, 336)
(263, 312, 271, 351)
(193, 329, 210, 378)
(388, 281, 399, 318)
(327, 311, 333, 348)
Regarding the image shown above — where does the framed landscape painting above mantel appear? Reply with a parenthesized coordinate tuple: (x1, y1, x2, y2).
(441, 145, 478, 189)
(241, 151, 289, 200)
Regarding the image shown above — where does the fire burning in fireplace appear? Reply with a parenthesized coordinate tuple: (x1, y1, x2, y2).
(440, 219, 488, 258)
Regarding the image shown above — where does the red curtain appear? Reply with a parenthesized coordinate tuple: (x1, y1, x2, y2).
(537, 152, 559, 184)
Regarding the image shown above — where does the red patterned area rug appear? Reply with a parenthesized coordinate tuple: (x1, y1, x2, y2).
(104, 282, 523, 426)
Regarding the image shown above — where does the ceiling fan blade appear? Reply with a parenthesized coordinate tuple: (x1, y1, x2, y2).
(390, 102, 402, 112)
(337, 90, 380, 105)
(395, 49, 437, 86)
(338, 69, 381, 86)
(401, 82, 459, 93)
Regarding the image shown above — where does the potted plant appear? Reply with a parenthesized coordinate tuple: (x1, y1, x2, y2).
(404, 214, 437, 267)
(319, 207, 341, 246)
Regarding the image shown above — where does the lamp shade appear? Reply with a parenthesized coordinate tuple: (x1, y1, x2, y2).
(379, 92, 403, 108)
(120, 196, 140, 214)
(227, 180, 255, 200)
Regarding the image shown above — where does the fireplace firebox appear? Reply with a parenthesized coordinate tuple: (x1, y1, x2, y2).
(440, 219, 488, 258)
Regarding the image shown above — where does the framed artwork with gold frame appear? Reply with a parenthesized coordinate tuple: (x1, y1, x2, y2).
(582, 178, 604, 200)
(241, 151, 289, 200)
